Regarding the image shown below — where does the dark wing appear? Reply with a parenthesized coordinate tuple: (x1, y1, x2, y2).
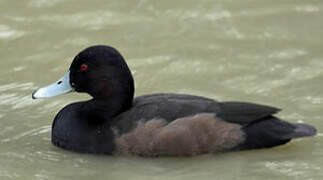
(216, 101, 281, 125)
(112, 93, 281, 133)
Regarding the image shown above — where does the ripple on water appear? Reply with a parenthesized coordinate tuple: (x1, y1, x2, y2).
(163, 9, 232, 21)
(295, 5, 320, 13)
(1, 125, 51, 143)
(0, 170, 20, 179)
(264, 160, 321, 179)
(0, 82, 43, 110)
(0, 81, 70, 115)
(28, 0, 64, 8)
(0, 82, 34, 92)
(0, 24, 25, 40)
(13, 66, 26, 72)
(37, 10, 153, 30)
(268, 49, 308, 59)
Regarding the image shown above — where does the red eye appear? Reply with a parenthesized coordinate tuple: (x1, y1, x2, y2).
(80, 64, 88, 71)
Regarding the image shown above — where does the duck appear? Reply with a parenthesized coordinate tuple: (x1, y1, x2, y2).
(32, 45, 317, 156)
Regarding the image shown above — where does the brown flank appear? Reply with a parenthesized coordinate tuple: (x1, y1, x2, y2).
(114, 113, 245, 156)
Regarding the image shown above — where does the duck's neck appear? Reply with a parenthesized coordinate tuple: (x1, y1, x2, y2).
(81, 91, 134, 124)
(80, 64, 135, 124)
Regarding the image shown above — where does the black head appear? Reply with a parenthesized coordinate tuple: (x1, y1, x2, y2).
(69, 45, 134, 103)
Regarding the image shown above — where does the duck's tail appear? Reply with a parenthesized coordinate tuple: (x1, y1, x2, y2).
(236, 116, 316, 150)
(288, 123, 317, 138)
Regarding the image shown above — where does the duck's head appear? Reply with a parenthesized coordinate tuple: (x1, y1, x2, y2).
(32, 45, 134, 102)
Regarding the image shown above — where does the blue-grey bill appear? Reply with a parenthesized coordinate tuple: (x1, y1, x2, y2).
(32, 71, 74, 99)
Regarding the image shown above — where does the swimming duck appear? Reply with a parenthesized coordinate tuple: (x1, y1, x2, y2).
(32, 45, 316, 156)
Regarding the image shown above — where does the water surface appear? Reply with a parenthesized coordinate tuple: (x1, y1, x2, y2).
(0, 0, 322, 179)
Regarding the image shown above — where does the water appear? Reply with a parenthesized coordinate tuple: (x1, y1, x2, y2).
(0, 0, 322, 179)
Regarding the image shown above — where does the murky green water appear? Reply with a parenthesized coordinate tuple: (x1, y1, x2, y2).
(0, 0, 322, 179)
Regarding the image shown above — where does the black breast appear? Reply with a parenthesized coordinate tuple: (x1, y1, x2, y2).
(51, 102, 115, 154)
